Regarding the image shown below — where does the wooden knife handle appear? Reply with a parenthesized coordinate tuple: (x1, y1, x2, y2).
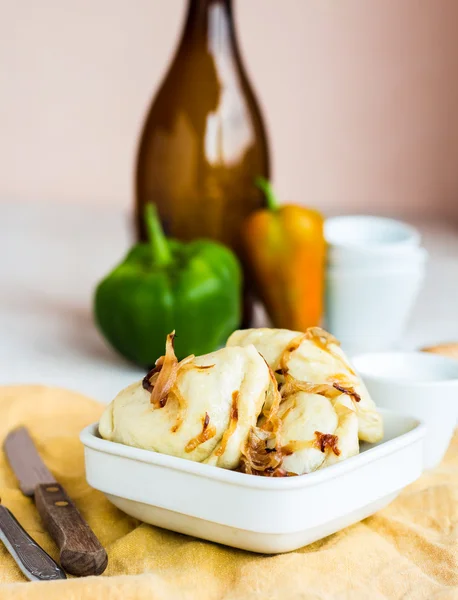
(0, 505, 66, 581)
(34, 483, 108, 577)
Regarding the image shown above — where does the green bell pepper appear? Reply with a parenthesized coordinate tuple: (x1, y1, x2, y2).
(94, 204, 242, 367)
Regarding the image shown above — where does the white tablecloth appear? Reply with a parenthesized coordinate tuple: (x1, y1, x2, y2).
(1, 201, 458, 403)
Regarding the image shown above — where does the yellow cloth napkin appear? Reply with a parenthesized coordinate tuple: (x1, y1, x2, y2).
(0, 385, 456, 600)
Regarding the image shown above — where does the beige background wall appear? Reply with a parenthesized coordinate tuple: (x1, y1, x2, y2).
(2, 0, 458, 219)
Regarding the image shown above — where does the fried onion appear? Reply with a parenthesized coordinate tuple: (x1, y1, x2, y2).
(313, 431, 341, 456)
(185, 412, 217, 453)
(280, 375, 343, 400)
(215, 390, 239, 457)
(142, 331, 194, 408)
(239, 363, 284, 476)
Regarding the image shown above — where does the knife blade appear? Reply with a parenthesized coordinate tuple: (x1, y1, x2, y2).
(4, 427, 108, 577)
(3, 428, 56, 496)
(0, 503, 66, 581)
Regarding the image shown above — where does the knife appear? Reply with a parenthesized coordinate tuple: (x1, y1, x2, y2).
(4, 427, 108, 577)
(0, 501, 66, 581)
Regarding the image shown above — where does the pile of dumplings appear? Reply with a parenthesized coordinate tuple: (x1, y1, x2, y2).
(99, 327, 383, 476)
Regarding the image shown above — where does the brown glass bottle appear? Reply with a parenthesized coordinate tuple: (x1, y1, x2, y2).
(135, 0, 270, 266)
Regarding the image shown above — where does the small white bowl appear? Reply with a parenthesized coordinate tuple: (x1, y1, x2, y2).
(352, 352, 458, 469)
(81, 410, 424, 553)
(325, 264, 426, 354)
(325, 216, 421, 249)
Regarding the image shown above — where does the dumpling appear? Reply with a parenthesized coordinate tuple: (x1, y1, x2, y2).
(277, 388, 359, 475)
(227, 327, 383, 443)
(99, 333, 275, 470)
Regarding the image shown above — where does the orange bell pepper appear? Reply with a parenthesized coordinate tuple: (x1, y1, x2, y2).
(242, 177, 326, 331)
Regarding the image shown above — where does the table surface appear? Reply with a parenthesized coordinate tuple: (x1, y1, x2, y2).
(2, 201, 458, 403)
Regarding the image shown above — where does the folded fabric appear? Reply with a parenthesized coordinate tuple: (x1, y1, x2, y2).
(0, 385, 456, 600)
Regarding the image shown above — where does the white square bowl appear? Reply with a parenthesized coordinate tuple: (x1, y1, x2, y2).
(80, 409, 425, 554)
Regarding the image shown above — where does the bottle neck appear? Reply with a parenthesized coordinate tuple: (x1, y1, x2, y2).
(181, 0, 236, 50)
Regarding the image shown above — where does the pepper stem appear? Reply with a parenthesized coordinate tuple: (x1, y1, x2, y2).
(145, 203, 172, 266)
(255, 176, 279, 211)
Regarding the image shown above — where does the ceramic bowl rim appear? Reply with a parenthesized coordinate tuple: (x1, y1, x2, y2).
(325, 215, 421, 250)
(353, 351, 458, 387)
